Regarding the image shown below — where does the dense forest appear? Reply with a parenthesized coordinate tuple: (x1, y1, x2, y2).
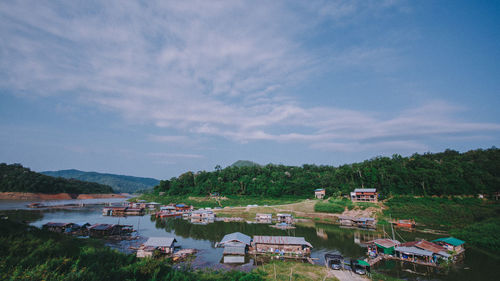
(0, 163, 114, 194)
(154, 148, 500, 197)
(41, 169, 159, 193)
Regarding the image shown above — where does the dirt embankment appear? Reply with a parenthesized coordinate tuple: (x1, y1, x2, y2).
(0, 192, 125, 200)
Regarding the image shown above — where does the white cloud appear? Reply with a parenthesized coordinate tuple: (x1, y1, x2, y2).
(0, 1, 498, 154)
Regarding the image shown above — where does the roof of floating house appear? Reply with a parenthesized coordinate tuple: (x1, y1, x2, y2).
(395, 246, 433, 257)
(147, 202, 161, 205)
(277, 213, 292, 217)
(144, 237, 177, 248)
(219, 232, 251, 246)
(400, 240, 446, 254)
(353, 188, 377, 193)
(161, 206, 176, 210)
(432, 237, 465, 246)
(89, 224, 115, 231)
(44, 222, 73, 227)
(371, 239, 400, 249)
(253, 236, 312, 247)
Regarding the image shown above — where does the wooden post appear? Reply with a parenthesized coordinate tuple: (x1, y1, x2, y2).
(274, 263, 276, 280)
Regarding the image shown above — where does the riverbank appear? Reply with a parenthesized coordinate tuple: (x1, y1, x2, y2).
(0, 192, 126, 200)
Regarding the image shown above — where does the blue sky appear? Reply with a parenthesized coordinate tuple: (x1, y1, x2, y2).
(1, 0, 499, 179)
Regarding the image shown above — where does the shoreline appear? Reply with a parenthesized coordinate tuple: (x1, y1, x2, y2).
(0, 192, 126, 200)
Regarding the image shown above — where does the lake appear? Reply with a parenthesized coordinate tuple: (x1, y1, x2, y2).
(1, 198, 498, 280)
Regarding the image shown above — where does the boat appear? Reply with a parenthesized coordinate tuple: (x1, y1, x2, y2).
(392, 219, 416, 228)
(27, 203, 44, 208)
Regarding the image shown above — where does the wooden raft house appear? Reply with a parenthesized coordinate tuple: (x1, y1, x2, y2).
(432, 237, 465, 256)
(190, 209, 215, 224)
(255, 213, 272, 224)
(338, 216, 376, 229)
(276, 213, 294, 224)
(218, 232, 251, 264)
(102, 206, 145, 216)
(137, 237, 177, 258)
(251, 235, 312, 257)
(87, 223, 134, 238)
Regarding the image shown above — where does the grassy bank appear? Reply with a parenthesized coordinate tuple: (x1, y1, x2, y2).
(0, 219, 263, 281)
(256, 261, 338, 281)
(314, 197, 379, 214)
(135, 194, 306, 208)
(383, 196, 500, 255)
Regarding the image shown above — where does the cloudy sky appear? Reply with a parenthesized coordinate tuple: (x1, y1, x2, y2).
(1, 0, 499, 179)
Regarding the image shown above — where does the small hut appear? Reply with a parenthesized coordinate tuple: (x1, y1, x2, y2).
(314, 188, 326, 199)
(255, 213, 272, 223)
(276, 213, 293, 224)
(218, 232, 251, 264)
(432, 237, 465, 254)
(137, 237, 177, 258)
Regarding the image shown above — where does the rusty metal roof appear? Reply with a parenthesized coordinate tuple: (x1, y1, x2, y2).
(253, 236, 312, 247)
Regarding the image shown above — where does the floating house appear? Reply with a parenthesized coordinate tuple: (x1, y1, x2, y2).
(276, 213, 294, 224)
(255, 213, 272, 224)
(367, 239, 400, 256)
(432, 237, 465, 254)
(137, 237, 177, 258)
(88, 223, 133, 237)
(252, 236, 312, 256)
(102, 206, 144, 216)
(175, 204, 193, 213)
(314, 188, 326, 199)
(393, 246, 435, 265)
(42, 222, 76, 233)
(399, 240, 451, 262)
(338, 216, 376, 229)
(350, 188, 378, 202)
(218, 232, 251, 264)
(146, 202, 161, 209)
(190, 209, 215, 224)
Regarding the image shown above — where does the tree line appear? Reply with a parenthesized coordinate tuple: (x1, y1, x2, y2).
(154, 147, 500, 197)
(0, 163, 114, 194)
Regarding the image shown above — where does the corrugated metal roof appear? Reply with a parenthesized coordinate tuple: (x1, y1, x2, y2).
(395, 246, 433, 257)
(353, 188, 377, 193)
(253, 236, 312, 247)
(219, 232, 251, 246)
(372, 239, 400, 248)
(415, 240, 446, 253)
(89, 224, 115, 231)
(432, 237, 465, 246)
(277, 213, 292, 217)
(144, 237, 177, 247)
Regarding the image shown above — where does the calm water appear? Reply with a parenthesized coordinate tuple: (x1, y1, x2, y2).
(1, 199, 498, 280)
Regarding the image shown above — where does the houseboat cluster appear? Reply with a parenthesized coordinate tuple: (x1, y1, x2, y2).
(42, 222, 135, 239)
(366, 237, 465, 267)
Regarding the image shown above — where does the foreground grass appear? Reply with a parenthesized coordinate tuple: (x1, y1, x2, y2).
(0, 219, 263, 281)
(257, 261, 338, 281)
(136, 194, 306, 208)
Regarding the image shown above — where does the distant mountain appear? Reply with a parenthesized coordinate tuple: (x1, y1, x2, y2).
(41, 169, 160, 193)
(230, 160, 261, 168)
(0, 163, 114, 194)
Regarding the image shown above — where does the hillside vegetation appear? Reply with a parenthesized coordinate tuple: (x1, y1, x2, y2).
(154, 148, 500, 197)
(0, 163, 114, 194)
(41, 169, 159, 193)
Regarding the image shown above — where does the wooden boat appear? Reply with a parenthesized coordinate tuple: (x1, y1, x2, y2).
(392, 219, 416, 228)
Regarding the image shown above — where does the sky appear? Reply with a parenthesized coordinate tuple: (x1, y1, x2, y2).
(1, 0, 499, 179)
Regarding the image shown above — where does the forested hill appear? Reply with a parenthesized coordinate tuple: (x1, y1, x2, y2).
(41, 169, 159, 193)
(0, 163, 114, 194)
(154, 148, 500, 197)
